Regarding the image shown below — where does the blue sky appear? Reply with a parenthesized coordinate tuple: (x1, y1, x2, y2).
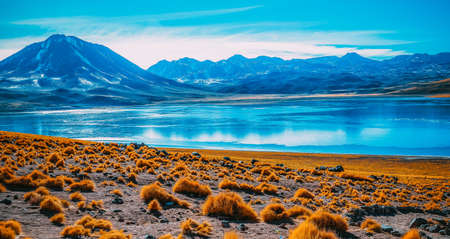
(0, 0, 449, 68)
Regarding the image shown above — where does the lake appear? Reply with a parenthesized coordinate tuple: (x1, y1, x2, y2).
(1, 97, 450, 156)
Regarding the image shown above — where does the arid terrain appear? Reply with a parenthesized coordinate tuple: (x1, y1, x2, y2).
(0, 131, 448, 239)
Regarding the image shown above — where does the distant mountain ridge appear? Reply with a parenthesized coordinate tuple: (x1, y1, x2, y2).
(148, 52, 450, 94)
(0, 34, 204, 108)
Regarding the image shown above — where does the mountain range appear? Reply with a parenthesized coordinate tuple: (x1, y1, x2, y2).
(0, 34, 204, 108)
(1, 34, 450, 109)
(148, 52, 450, 94)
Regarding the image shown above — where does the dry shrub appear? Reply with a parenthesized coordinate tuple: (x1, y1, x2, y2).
(68, 179, 95, 192)
(40, 176, 65, 190)
(140, 182, 190, 208)
(110, 189, 123, 197)
(219, 178, 241, 191)
(202, 192, 259, 222)
(147, 199, 162, 212)
(306, 211, 348, 232)
(361, 218, 382, 233)
(286, 205, 312, 218)
(50, 213, 65, 225)
(260, 203, 289, 223)
(60, 225, 90, 238)
(293, 188, 315, 199)
(4, 175, 37, 190)
(255, 182, 278, 194)
(180, 218, 213, 237)
(0, 220, 21, 235)
(339, 173, 374, 182)
(75, 215, 112, 231)
(224, 231, 241, 239)
(69, 191, 86, 202)
(40, 195, 64, 214)
(173, 178, 211, 197)
(289, 221, 337, 239)
(47, 152, 62, 164)
(63, 147, 75, 155)
(401, 229, 421, 239)
(0, 225, 16, 239)
(99, 230, 132, 239)
(89, 200, 104, 209)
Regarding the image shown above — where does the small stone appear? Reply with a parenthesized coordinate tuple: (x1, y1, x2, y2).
(279, 223, 288, 229)
(237, 223, 247, 231)
(222, 220, 230, 228)
(113, 209, 122, 213)
(165, 201, 174, 207)
(223, 156, 230, 161)
(391, 230, 402, 237)
(144, 235, 156, 239)
(428, 224, 440, 233)
(381, 225, 393, 232)
(160, 218, 169, 223)
(0, 198, 12, 205)
(112, 197, 124, 204)
(439, 229, 446, 235)
(409, 217, 427, 228)
(13, 195, 18, 200)
(140, 207, 146, 213)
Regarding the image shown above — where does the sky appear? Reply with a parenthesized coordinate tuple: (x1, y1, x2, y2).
(0, 0, 449, 68)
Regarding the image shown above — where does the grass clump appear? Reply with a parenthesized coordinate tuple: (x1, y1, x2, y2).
(180, 218, 213, 237)
(60, 225, 90, 238)
(289, 221, 337, 239)
(68, 179, 95, 192)
(40, 195, 64, 214)
(75, 215, 112, 231)
(260, 203, 289, 223)
(361, 218, 382, 233)
(286, 205, 312, 219)
(173, 178, 211, 197)
(293, 188, 315, 199)
(202, 192, 259, 222)
(0, 220, 21, 235)
(69, 191, 86, 202)
(140, 182, 190, 208)
(50, 213, 66, 225)
(147, 199, 162, 212)
(224, 231, 241, 239)
(306, 210, 348, 233)
(99, 230, 132, 239)
(402, 229, 421, 239)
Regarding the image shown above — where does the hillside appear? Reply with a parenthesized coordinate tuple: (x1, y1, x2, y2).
(0, 34, 206, 108)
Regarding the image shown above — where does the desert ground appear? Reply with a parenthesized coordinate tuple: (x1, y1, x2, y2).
(0, 131, 448, 239)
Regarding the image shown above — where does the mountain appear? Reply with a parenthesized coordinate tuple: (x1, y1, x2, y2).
(148, 52, 450, 94)
(0, 34, 204, 108)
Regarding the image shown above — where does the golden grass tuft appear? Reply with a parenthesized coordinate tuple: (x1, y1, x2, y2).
(50, 213, 66, 225)
(260, 203, 289, 223)
(361, 218, 382, 233)
(173, 178, 211, 197)
(202, 192, 259, 222)
(140, 182, 190, 208)
(110, 189, 123, 197)
(147, 199, 162, 212)
(401, 229, 421, 239)
(306, 210, 348, 232)
(69, 191, 86, 202)
(75, 215, 112, 231)
(60, 225, 90, 238)
(0, 220, 21, 235)
(40, 195, 64, 214)
(223, 231, 241, 239)
(180, 218, 213, 237)
(289, 221, 337, 239)
(99, 230, 132, 239)
(68, 179, 95, 192)
(0, 225, 16, 239)
(286, 205, 312, 218)
(293, 188, 315, 199)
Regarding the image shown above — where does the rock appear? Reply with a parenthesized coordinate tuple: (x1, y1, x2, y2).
(160, 217, 169, 223)
(140, 207, 146, 213)
(428, 224, 440, 233)
(251, 159, 259, 164)
(439, 229, 446, 235)
(144, 235, 156, 239)
(112, 197, 124, 204)
(276, 163, 284, 167)
(391, 230, 402, 237)
(317, 166, 327, 171)
(419, 231, 431, 239)
(13, 195, 18, 200)
(397, 206, 423, 214)
(381, 225, 393, 232)
(113, 209, 122, 213)
(409, 217, 428, 228)
(0, 198, 12, 205)
(192, 152, 201, 157)
(328, 165, 344, 172)
(279, 223, 288, 229)
(222, 220, 230, 228)
(165, 201, 174, 207)
(223, 156, 230, 161)
(369, 175, 378, 181)
(237, 224, 247, 231)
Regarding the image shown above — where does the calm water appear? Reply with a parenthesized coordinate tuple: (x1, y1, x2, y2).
(1, 97, 450, 156)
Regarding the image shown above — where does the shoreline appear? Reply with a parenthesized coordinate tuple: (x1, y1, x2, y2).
(2, 131, 449, 181)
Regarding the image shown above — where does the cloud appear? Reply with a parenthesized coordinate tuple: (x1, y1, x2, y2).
(0, 5, 412, 68)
